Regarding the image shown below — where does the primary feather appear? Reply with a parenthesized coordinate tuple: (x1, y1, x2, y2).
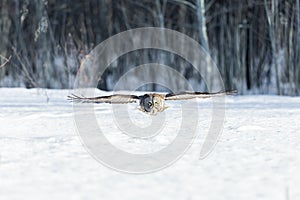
(165, 90, 237, 101)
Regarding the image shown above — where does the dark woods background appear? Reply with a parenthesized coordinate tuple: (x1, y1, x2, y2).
(0, 0, 299, 95)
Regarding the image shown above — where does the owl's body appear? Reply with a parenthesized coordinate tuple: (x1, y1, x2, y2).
(138, 94, 166, 114)
(68, 90, 236, 115)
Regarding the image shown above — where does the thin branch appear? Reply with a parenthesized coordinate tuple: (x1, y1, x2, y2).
(0, 55, 11, 68)
(11, 47, 39, 88)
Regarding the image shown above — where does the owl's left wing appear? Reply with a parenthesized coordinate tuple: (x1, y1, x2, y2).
(67, 94, 140, 104)
(165, 90, 237, 101)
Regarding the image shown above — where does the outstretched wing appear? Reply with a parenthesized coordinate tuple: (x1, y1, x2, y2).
(67, 94, 140, 104)
(165, 90, 237, 101)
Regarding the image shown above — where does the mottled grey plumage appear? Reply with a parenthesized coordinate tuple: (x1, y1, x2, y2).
(68, 90, 237, 115)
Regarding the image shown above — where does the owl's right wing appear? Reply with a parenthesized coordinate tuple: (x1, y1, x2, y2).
(67, 94, 140, 104)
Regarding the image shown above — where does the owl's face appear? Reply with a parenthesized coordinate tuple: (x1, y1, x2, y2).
(139, 94, 166, 115)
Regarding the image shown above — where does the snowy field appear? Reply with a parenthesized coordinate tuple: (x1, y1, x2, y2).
(1, 88, 300, 200)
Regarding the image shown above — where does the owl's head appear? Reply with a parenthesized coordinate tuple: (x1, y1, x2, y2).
(139, 94, 167, 115)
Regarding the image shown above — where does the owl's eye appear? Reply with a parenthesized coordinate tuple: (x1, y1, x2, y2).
(144, 98, 153, 112)
(140, 94, 153, 112)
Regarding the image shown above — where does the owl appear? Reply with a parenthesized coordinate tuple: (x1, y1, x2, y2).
(68, 90, 237, 115)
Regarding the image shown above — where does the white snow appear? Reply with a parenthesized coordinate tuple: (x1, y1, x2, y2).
(1, 88, 300, 200)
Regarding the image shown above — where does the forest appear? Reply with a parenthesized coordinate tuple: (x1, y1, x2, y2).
(0, 0, 299, 95)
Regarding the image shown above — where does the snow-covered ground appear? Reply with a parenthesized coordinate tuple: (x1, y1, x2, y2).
(1, 88, 300, 200)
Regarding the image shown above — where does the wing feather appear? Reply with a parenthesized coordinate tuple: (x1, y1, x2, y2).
(165, 90, 237, 101)
(67, 94, 139, 104)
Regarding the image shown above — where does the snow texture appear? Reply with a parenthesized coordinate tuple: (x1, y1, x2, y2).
(0, 88, 300, 200)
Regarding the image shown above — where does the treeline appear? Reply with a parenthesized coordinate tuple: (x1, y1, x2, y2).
(0, 0, 299, 95)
